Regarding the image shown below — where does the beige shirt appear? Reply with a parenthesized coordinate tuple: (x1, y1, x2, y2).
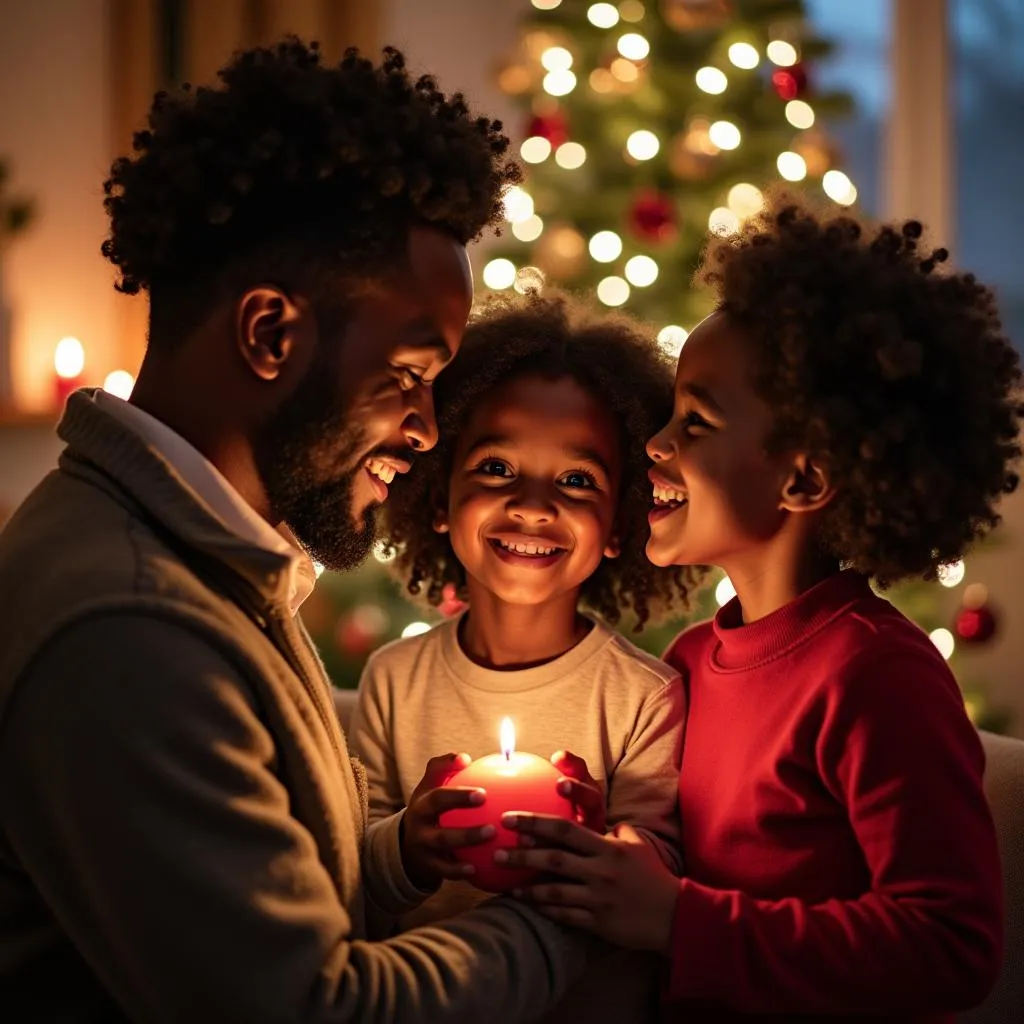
(351, 613, 686, 1021)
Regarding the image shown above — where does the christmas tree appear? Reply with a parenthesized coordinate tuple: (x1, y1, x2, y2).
(482, 0, 854, 350)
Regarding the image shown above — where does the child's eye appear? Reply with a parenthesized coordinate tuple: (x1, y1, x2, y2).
(683, 411, 712, 434)
(395, 367, 427, 391)
(559, 469, 597, 490)
(476, 458, 513, 478)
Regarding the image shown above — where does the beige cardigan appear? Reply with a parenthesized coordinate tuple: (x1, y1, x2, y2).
(0, 389, 587, 1022)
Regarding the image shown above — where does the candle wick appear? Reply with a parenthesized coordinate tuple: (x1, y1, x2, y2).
(504, 750, 511, 762)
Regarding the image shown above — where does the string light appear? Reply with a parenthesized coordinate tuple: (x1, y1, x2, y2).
(657, 325, 688, 357)
(589, 230, 623, 262)
(785, 100, 815, 129)
(555, 141, 587, 168)
(767, 40, 798, 66)
(617, 32, 650, 60)
(483, 258, 517, 290)
(929, 628, 955, 660)
(520, 136, 552, 163)
(373, 539, 396, 563)
(709, 206, 740, 235)
(727, 182, 764, 218)
(589, 68, 616, 93)
(618, 0, 645, 21)
(708, 120, 741, 150)
(597, 275, 630, 306)
(695, 66, 727, 94)
(531, 0, 562, 9)
(587, 2, 619, 27)
(626, 129, 660, 160)
(728, 42, 759, 69)
(777, 150, 807, 181)
(715, 576, 736, 605)
(512, 214, 544, 242)
(610, 58, 639, 82)
(514, 266, 546, 294)
(401, 621, 432, 638)
(823, 169, 857, 205)
(102, 369, 134, 399)
(543, 69, 577, 96)
(938, 559, 966, 588)
(624, 255, 658, 286)
(54, 336, 84, 378)
(502, 185, 535, 223)
(541, 46, 573, 72)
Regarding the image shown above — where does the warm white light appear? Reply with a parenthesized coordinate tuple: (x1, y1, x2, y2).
(543, 69, 577, 96)
(617, 32, 650, 60)
(618, 0, 645, 21)
(500, 716, 516, 757)
(597, 275, 630, 306)
(502, 185, 535, 224)
(930, 628, 956, 661)
(823, 169, 857, 205)
(514, 266, 546, 294)
(777, 150, 808, 181)
(312, 560, 326, 578)
(589, 68, 616, 93)
(483, 258, 517, 290)
(541, 46, 574, 72)
(715, 575, 736, 606)
(695, 66, 728, 94)
(588, 2, 619, 27)
(767, 40, 798, 66)
(657, 325, 688, 357)
(728, 42, 759, 69)
(520, 136, 552, 163)
(785, 99, 815, 129)
(589, 230, 623, 262)
(401, 621, 432, 639)
(626, 129, 660, 160)
(709, 206, 740, 235)
(709, 120, 741, 150)
(372, 539, 395, 563)
(624, 254, 658, 286)
(938, 559, 966, 588)
(555, 141, 587, 169)
(727, 182, 763, 218)
(102, 369, 134, 399)
(610, 58, 639, 82)
(512, 214, 544, 242)
(532, 0, 562, 10)
(54, 336, 85, 378)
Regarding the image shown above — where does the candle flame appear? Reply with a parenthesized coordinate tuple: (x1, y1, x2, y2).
(54, 336, 85, 379)
(500, 716, 515, 760)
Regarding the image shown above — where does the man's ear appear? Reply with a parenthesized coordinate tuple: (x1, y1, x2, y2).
(236, 285, 312, 382)
(779, 453, 835, 513)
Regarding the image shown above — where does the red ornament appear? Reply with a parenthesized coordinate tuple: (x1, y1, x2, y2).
(628, 190, 677, 243)
(526, 112, 569, 148)
(954, 603, 999, 645)
(772, 63, 808, 101)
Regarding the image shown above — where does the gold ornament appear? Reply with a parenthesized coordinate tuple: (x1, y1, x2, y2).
(496, 59, 533, 96)
(793, 130, 839, 179)
(661, 0, 732, 32)
(670, 119, 720, 180)
(533, 224, 587, 279)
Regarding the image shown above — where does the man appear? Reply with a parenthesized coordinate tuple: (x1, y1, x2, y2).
(0, 40, 589, 1021)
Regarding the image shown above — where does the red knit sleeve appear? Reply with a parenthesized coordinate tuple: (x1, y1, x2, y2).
(665, 651, 1003, 1016)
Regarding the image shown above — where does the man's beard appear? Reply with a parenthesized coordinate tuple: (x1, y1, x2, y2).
(253, 354, 377, 573)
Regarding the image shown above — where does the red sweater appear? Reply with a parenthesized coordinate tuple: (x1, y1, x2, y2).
(662, 570, 1002, 1022)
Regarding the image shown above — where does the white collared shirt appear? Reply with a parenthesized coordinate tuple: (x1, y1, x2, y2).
(95, 391, 318, 615)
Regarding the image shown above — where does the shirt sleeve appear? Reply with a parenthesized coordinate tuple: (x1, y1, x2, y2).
(0, 612, 589, 1024)
(349, 652, 438, 918)
(605, 675, 685, 874)
(665, 651, 1003, 1015)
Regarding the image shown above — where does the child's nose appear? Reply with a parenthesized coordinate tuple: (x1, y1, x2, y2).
(507, 486, 557, 524)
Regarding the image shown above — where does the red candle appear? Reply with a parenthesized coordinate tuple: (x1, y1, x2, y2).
(440, 717, 575, 893)
(53, 336, 85, 410)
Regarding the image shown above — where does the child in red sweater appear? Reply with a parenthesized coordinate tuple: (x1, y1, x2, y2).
(498, 194, 1021, 1020)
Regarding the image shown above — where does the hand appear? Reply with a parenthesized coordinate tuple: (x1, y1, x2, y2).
(401, 753, 495, 889)
(497, 815, 679, 954)
(551, 749, 606, 834)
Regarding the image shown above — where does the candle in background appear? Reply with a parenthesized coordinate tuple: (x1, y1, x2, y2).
(53, 336, 85, 409)
(440, 717, 575, 893)
(102, 369, 135, 400)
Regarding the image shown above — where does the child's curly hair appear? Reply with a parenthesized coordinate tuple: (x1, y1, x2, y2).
(699, 190, 1023, 585)
(101, 38, 520, 348)
(381, 291, 703, 629)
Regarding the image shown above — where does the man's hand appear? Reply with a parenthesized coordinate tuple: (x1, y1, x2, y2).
(497, 815, 679, 954)
(400, 753, 495, 889)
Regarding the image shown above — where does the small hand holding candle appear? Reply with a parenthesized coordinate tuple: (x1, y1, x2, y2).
(440, 717, 575, 893)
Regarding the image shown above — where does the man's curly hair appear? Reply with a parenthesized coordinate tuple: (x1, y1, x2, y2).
(381, 291, 703, 630)
(101, 38, 520, 348)
(699, 190, 1023, 586)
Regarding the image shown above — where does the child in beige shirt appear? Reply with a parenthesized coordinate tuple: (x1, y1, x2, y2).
(350, 292, 704, 1022)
